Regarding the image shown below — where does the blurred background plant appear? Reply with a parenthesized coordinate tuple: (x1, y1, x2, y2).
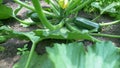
(84, 0, 120, 19)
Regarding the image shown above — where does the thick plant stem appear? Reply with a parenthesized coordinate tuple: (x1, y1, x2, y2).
(25, 42, 36, 68)
(14, 0, 35, 11)
(90, 33, 120, 38)
(100, 20, 120, 26)
(32, 0, 55, 30)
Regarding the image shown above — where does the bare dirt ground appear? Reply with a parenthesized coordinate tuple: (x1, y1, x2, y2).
(0, 0, 120, 68)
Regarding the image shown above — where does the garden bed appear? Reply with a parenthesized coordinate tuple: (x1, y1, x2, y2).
(0, 0, 120, 68)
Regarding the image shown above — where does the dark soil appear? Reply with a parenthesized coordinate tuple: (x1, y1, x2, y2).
(0, 1, 120, 68)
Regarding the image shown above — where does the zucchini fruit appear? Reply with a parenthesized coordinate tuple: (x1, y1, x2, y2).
(30, 13, 40, 22)
(74, 17, 100, 30)
(30, 13, 53, 22)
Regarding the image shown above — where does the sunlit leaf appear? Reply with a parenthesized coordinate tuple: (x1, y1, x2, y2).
(13, 41, 120, 68)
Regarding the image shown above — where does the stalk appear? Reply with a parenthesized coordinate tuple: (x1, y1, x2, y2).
(14, 0, 64, 30)
(90, 33, 120, 38)
(13, 12, 34, 25)
(14, 0, 35, 11)
(100, 20, 120, 26)
(24, 38, 43, 68)
(31, 0, 55, 30)
(14, 5, 22, 15)
(92, 14, 102, 22)
(55, 19, 65, 29)
(25, 42, 36, 68)
(91, 37, 101, 42)
(50, 0, 60, 16)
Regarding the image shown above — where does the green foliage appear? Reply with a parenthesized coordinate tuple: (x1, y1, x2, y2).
(0, 0, 2, 4)
(14, 0, 93, 28)
(17, 44, 28, 55)
(0, 36, 8, 43)
(94, 0, 120, 7)
(0, 26, 28, 41)
(91, 2, 118, 14)
(2, 0, 120, 68)
(0, 25, 97, 68)
(13, 41, 120, 68)
(0, 26, 97, 43)
(84, 0, 120, 19)
(0, 4, 13, 19)
(13, 51, 54, 68)
(0, 46, 5, 52)
(34, 28, 95, 41)
(45, 0, 50, 3)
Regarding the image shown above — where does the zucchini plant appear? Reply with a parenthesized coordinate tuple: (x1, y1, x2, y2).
(0, 0, 120, 68)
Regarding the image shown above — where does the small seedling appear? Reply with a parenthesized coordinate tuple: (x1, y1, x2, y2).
(0, 46, 5, 52)
(17, 44, 28, 55)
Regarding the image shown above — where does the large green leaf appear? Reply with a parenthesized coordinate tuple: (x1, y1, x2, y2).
(0, 26, 95, 43)
(13, 41, 120, 68)
(34, 28, 96, 41)
(85, 41, 120, 68)
(46, 42, 85, 68)
(0, 4, 13, 19)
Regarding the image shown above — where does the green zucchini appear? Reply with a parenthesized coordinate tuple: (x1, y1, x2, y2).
(74, 17, 100, 30)
(30, 13, 40, 22)
(30, 13, 53, 22)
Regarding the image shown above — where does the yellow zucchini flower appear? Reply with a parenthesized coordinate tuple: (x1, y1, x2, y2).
(58, 0, 69, 9)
